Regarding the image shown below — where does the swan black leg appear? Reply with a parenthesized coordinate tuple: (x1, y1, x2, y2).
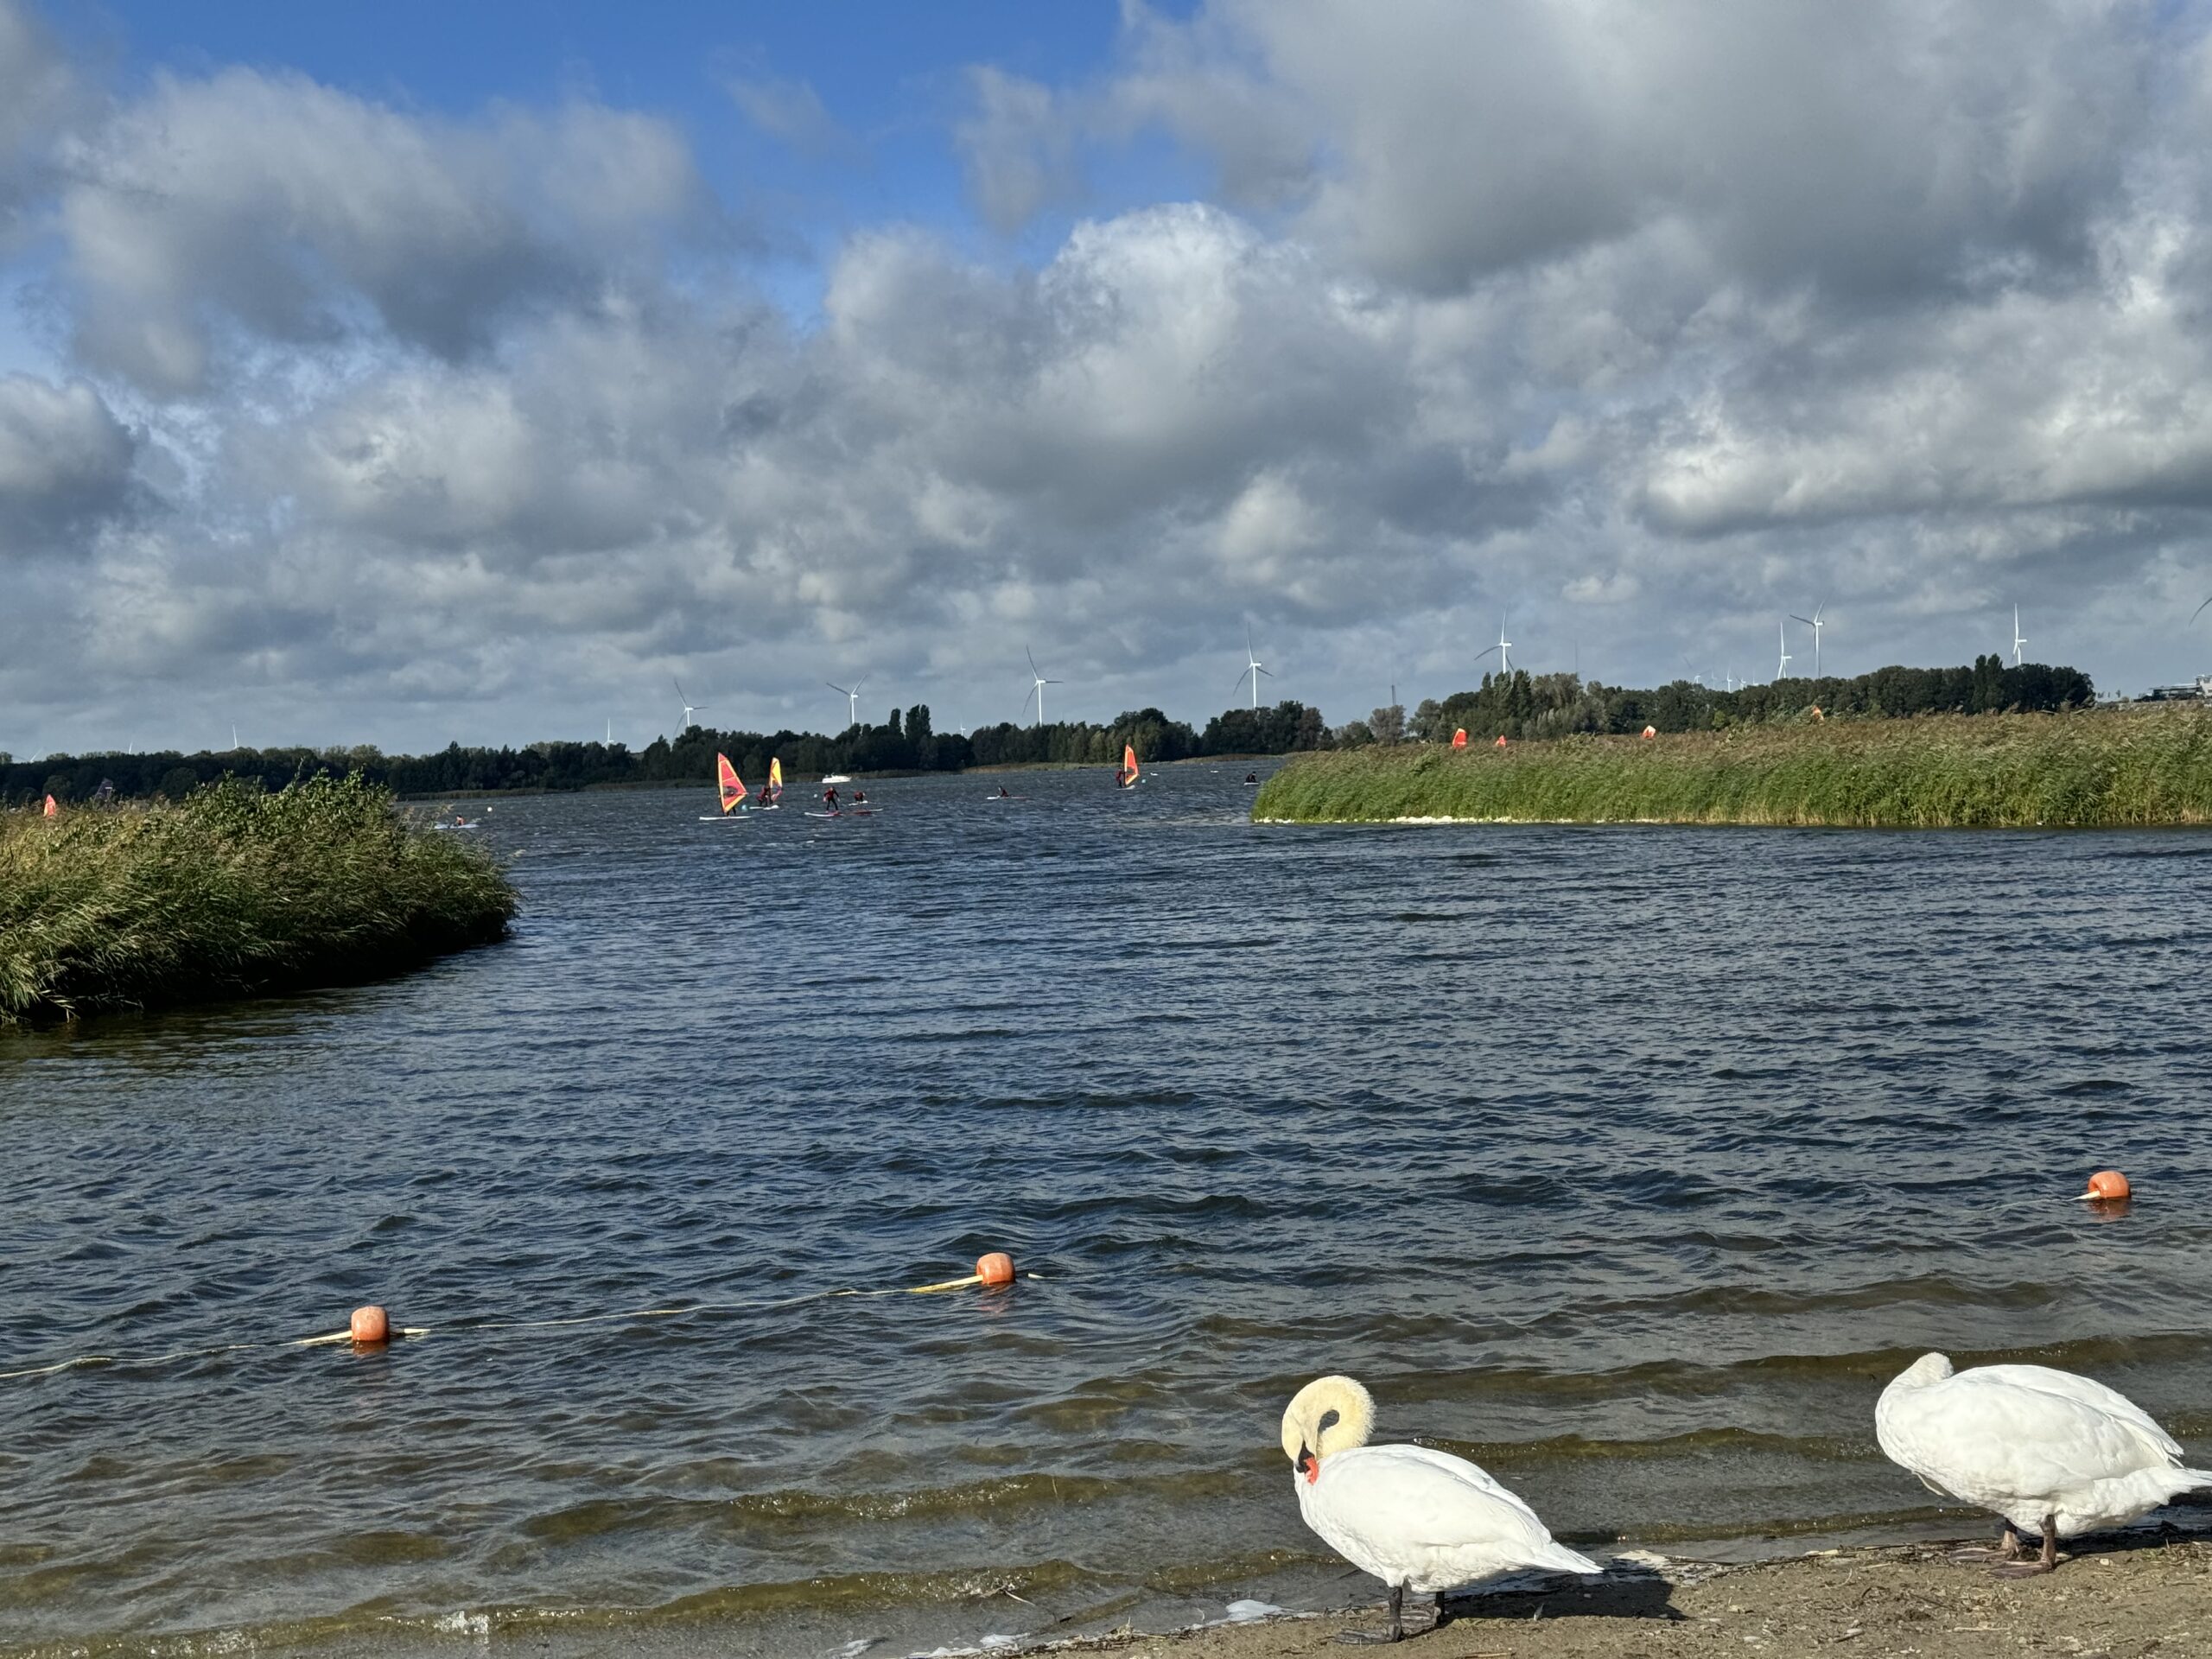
(1992, 1514, 2058, 1577)
(1333, 1581, 1406, 1643)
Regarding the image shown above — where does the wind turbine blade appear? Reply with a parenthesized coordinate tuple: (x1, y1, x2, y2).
(1788, 615, 1813, 626)
(1027, 646, 1041, 677)
(1233, 668, 1249, 694)
(2192, 594, 2212, 625)
(675, 677, 689, 700)
(1046, 677, 1063, 685)
(1256, 664, 1274, 677)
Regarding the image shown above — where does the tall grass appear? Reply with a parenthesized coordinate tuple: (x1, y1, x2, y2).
(0, 773, 516, 1027)
(1253, 708, 2212, 828)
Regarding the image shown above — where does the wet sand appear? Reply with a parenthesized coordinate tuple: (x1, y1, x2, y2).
(1061, 1535, 2212, 1659)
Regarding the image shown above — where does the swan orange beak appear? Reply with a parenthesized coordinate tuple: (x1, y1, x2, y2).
(1299, 1446, 1319, 1484)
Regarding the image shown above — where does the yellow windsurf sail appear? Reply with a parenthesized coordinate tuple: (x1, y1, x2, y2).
(717, 753, 747, 813)
(768, 757, 783, 799)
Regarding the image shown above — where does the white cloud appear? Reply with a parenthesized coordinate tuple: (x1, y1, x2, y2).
(57, 67, 704, 392)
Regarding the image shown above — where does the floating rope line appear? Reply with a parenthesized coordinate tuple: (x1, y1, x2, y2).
(0, 1254, 1041, 1382)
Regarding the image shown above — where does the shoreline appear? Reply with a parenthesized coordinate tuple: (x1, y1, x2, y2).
(1255, 813, 2212, 830)
(22, 1517, 2212, 1659)
(1053, 1531, 2212, 1659)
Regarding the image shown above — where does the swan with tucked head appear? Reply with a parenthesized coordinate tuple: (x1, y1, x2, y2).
(1280, 1376, 1599, 1642)
(1877, 1352, 2212, 1575)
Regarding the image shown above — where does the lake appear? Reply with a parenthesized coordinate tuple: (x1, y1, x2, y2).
(4, 764, 2209, 1656)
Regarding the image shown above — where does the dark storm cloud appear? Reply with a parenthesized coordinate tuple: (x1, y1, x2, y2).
(0, 373, 135, 557)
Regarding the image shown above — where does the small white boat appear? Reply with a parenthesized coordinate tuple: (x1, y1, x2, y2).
(822, 773, 852, 784)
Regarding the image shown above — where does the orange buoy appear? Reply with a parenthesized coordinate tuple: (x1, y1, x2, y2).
(976, 1251, 1016, 1287)
(1451, 728, 1468, 749)
(2081, 1169, 2131, 1202)
(350, 1305, 391, 1344)
(1641, 725, 1656, 741)
(1493, 734, 1508, 749)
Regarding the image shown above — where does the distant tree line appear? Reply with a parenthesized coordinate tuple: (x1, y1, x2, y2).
(2, 699, 1336, 804)
(1335, 656, 2094, 747)
(1, 658, 2094, 804)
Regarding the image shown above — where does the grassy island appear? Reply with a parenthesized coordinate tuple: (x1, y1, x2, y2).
(1, 773, 516, 1027)
(1254, 708, 2212, 828)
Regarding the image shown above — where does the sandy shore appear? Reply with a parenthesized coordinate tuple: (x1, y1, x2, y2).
(1058, 1535, 2212, 1659)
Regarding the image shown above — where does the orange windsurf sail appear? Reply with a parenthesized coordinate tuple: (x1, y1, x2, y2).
(717, 753, 747, 814)
(1122, 743, 1140, 785)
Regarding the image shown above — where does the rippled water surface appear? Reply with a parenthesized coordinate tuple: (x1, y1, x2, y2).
(5, 766, 2211, 1656)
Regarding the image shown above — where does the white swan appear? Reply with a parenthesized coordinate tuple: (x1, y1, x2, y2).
(1876, 1352, 2212, 1574)
(1280, 1375, 1599, 1641)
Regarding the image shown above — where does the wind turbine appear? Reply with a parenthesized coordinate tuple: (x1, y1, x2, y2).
(1777, 620, 1792, 681)
(1472, 619, 1514, 677)
(1789, 601, 1828, 677)
(1234, 627, 1274, 709)
(675, 678, 706, 730)
(825, 677, 866, 729)
(2011, 606, 2027, 668)
(1021, 648, 1061, 727)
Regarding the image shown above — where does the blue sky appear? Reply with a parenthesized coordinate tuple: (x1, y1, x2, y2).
(4, 0, 2212, 756)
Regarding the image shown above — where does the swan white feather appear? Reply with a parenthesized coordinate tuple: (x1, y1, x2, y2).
(1875, 1352, 2212, 1539)
(1280, 1376, 1598, 1597)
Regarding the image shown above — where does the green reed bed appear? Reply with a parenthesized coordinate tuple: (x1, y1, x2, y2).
(0, 773, 516, 1026)
(1253, 708, 2212, 828)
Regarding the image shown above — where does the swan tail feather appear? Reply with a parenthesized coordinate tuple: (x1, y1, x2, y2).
(1530, 1542, 1602, 1576)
